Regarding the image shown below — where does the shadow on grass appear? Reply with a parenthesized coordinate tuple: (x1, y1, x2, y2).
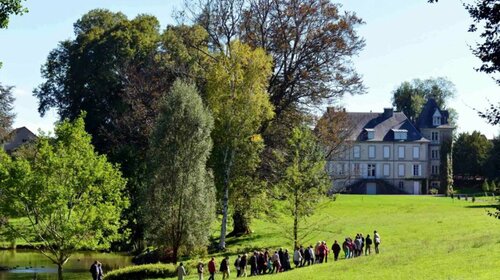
(464, 204, 497, 209)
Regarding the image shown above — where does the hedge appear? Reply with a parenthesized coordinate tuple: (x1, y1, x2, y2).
(103, 264, 178, 280)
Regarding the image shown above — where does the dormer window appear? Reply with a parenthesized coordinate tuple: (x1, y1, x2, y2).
(432, 109, 442, 126)
(365, 128, 375, 140)
(393, 129, 408, 140)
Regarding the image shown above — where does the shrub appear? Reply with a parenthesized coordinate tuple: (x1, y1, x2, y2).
(482, 180, 490, 192)
(103, 264, 178, 280)
(490, 181, 497, 192)
(429, 188, 439, 195)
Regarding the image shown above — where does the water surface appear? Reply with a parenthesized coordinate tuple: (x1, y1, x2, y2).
(0, 250, 132, 280)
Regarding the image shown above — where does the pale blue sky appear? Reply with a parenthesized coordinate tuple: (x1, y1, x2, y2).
(0, 0, 499, 138)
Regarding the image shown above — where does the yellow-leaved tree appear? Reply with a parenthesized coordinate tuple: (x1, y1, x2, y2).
(206, 41, 274, 249)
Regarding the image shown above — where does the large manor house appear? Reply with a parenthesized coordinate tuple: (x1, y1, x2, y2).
(325, 99, 454, 195)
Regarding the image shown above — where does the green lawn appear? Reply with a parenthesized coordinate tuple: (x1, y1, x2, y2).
(174, 195, 500, 280)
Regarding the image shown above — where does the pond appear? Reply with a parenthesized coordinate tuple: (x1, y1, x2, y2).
(0, 250, 133, 280)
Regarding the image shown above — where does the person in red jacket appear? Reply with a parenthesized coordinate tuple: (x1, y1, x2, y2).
(318, 242, 326, 263)
(208, 257, 216, 280)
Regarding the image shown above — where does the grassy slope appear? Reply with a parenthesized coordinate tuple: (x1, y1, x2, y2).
(179, 195, 500, 280)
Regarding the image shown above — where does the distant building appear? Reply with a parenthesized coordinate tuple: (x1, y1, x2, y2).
(323, 99, 454, 195)
(2, 127, 37, 154)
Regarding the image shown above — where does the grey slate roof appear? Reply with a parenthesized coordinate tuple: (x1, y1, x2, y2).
(344, 110, 428, 142)
(3, 127, 37, 153)
(416, 98, 453, 129)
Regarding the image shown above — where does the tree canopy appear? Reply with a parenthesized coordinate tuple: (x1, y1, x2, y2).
(0, 83, 15, 141)
(0, 0, 27, 29)
(188, 0, 365, 121)
(453, 131, 492, 177)
(275, 125, 329, 248)
(0, 115, 128, 279)
(391, 77, 456, 122)
(205, 40, 274, 248)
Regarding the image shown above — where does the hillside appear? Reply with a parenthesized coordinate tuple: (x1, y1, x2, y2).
(179, 195, 500, 279)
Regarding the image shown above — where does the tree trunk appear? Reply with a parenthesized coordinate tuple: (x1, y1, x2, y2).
(219, 183, 229, 250)
(229, 210, 251, 237)
(219, 148, 234, 250)
(293, 189, 299, 249)
(57, 264, 63, 280)
(172, 246, 178, 264)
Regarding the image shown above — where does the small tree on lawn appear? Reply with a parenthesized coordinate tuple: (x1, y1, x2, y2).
(277, 126, 330, 249)
(482, 180, 490, 193)
(490, 181, 497, 192)
(144, 80, 216, 263)
(0, 115, 128, 280)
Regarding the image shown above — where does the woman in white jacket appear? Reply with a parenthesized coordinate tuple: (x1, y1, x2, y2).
(293, 248, 302, 267)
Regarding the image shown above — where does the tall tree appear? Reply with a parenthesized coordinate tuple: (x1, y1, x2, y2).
(0, 115, 128, 280)
(276, 126, 329, 249)
(0, 83, 15, 141)
(144, 80, 215, 263)
(33, 10, 208, 247)
(186, 0, 365, 235)
(206, 41, 274, 249)
(453, 131, 493, 177)
(485, 136, 500, 179)
(189, 0, 365, 118)
(391, 77, 456, 122)
(0, 0, 27, 68)
(0, 0, 27, 29)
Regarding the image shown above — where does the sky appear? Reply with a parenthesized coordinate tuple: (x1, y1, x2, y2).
(0, 0, 499, 138)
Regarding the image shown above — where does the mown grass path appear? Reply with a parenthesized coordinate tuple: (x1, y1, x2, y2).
(177, 195, 500, 279)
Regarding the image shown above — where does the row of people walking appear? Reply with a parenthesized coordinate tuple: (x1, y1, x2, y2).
(185, 230, 381, 280)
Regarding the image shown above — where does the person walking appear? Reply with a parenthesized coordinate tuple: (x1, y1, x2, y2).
(374, 230, 381, 254)
(332, 240, 341, 261)
(239, 254, 248, 277)
(342, 239, 349, 259)
(293, 247, 302, 267)
(272, 251, 281, 273)
(97, 262, 104, 280)
(303, 245, 311, 266)
(283, 249, 291, 271)
(197, 262, 204, 280)
(220, 256, 230, 279)
(299, 245, 305, 267)
(324, 241, 329, 263)
(308, 245, 315, 265)
(249, 252, 258, 276)
(90, 261, 99, 280)
(177, 263, 187, 280)
(234, 255, 241, 277)
(318, 242, 326, 263)
(208, 257, 216, 280)
(365, 234, 372, 255)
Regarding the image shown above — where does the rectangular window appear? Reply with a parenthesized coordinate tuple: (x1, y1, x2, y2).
(433, 116, 441, 126)
(353, 146, 361, 158)
(398, 164, 405, 177)
(367, 130, 375, 140)
(398, 146, 405, 159)
(431, 149, 439, 160)
(413, 164, 421, 176)
(368, 164, 376, 177)
(413, 146, 420, 159)
(353, 163, 360, 175)
(383, 146, 390, 159)
(431, 131, 439, 143)
(432, 165, 439, 175)
(368, 145, 375, 158)
(383, 164, 390, 177)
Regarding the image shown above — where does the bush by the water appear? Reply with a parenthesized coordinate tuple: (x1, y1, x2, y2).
(102, 264, 177, 280)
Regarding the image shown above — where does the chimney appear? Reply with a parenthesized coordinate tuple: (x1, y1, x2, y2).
(383, 108, 394, 118)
